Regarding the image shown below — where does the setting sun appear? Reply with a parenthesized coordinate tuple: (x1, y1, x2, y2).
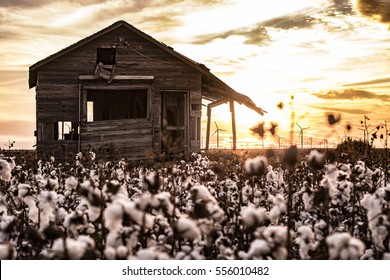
(1, 0, 390, 150)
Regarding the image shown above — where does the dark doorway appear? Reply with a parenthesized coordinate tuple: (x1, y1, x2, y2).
(161, 91, 187, 153)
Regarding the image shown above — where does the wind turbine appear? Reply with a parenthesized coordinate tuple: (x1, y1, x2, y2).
(213, 122, 226, 149)
(275, 133, 283, 149)
(296, 122, 310, 149)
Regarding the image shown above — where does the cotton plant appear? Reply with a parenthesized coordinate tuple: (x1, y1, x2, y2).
(361, 192, 389, 251)
(326, 232, 365, 260)
(215, 236, 235, 260)
(0, 195, 15, 243)
(17, 183, 39, 224)
(269, 194, 286, 225)
(77, 180, 102, 222)
(0, 158, 13, 181)
(175, 216, 201, 241)
(331, 179, 352, 206)
(175, 244, 205, 260)
(50, 235, 96, 259)
(0, 243, 17, 260)
(240, 226, 288, 260)
(299, 180, 314, 210)
(37, 190, 58, 232)
(241, 205, 268, 232)
(295, 225, 316, 259)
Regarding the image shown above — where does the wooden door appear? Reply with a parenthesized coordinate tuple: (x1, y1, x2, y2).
(161, 91, 187, 153)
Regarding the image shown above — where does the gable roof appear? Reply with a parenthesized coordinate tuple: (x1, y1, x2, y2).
(29, 20, 265, 115)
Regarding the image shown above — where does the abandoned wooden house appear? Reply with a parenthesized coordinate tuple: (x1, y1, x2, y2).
(29, 20, 265, 159)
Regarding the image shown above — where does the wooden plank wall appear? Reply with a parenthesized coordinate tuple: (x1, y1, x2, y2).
(36, 25, 203, 157)
(81, 119, 153, 159)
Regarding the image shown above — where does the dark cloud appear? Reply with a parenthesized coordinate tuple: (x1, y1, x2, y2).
(357, 0, 390, 24)
(310, 106, 371, 115)
(0, 0, 52, 8)
(192, 23, 269, 45)
(262, 13, 317, 29)
(330, 0, 354, 15)
(0, 30, 21, 41)
(134, 12, 182, 33)
(313, 88, 390, 102)
(344, 77, 390, 86)
(191, 10, 317, 45)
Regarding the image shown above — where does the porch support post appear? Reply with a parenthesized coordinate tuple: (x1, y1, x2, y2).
(230, 99, 237, 150)
(205, 106, 211, 150)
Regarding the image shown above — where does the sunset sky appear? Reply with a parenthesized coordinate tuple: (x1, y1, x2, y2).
(1, 0, 390, 149)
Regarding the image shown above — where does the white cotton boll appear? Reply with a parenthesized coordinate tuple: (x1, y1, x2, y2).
(123, 201, 155, 230)
(38, 190, 57, 211)
(269, 206, 281, 224)
(116, 245, 128, 259)
(7, 158, 15, 170)
(87, 205, 101, 223)
(246, 239, 271, 259)
(116, 169, 125, 181)
(0, 196, 7, 217)
(18, 184, 30, 198)
(176, 217, 201, 240)
(0, 244, 16, 260)
(242, 184, 252, 199)
(190, 184, 217, 204)
(307, 150, 325, 170)
(348, 238, 365, 260)
(273, 194, 286, 212)
(135, 248, 165, 260)
(24, 196, 39, 224)
(106, 231, 122, 248)
(57, 207, 68, 223)
(47, 178, 59, 190)
(326, 232, 350, 259)
(86, 223, 96, 235)
(153, 192, 175, 215)
(361, 194, 381, 220)
(361, 249, 375, 260)
(78, 235, 95, 250)
(244, 156, 268, 176)
(104, 202, 123, 232)
(266, 165, 277, 183)
(263, 226, 287, 246)
(0, 216, 14, 242)
(0, 159, 12, 181)
(382, 253, 390, 260)
(302, 192, 312, 210)
(65, 176, 78, 190)
(64, 190, 72, 197)
(52, 238, 85, 260)
(136, 193, 153, 210)
(57, 194, 65, 205)
(135, 248, 155, 260)
(104, 246, 117, 260)
(207, 202, 225, 222)
(295, 225, 315, 259)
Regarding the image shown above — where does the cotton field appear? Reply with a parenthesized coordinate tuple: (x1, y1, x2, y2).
(0, 148, 389, 260)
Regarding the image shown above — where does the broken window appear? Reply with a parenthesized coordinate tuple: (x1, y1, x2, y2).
(37, 122, 79, 141)
(97, 48, 116, 65)
(87, 89, 148, 121)
(58, 121, 79, 140)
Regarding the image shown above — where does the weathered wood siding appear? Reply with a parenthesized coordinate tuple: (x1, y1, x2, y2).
(81, 119, 153, 159)
(35, 25, 202, 157)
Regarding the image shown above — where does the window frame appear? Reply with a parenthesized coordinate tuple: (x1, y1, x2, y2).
(82, 85, 152, 123)
(96, 47, 116, 66)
